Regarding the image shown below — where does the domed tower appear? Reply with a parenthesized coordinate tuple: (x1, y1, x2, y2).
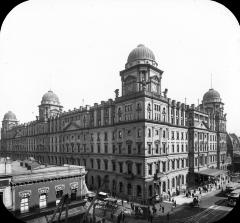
(120, 44, 163, 96)
(202, 88, 226, 132)
(202, 88, 228, 169)
(1, 111, 19, 132)
(38, 90, 63, 121)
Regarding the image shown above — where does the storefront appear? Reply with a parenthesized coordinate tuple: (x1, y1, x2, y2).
(19, 190, 31, 213)
(38, 187, 49, 208)
(70, 182, 78, 201)
(195, 168, 229, 189)
(55, 184, 65, 206)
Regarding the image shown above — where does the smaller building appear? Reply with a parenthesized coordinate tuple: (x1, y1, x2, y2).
(0, 158, 89, 222)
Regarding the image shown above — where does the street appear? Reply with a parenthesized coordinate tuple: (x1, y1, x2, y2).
(90, 188, 233, 223)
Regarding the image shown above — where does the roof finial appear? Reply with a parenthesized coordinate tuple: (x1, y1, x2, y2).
(210, 73, 213, 89)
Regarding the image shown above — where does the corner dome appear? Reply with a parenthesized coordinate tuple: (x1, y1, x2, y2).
(41, 90, 60, 105)
(126, 44, 157, 68)
(203, 88, 221, 103)
(3, 111, 17, 121)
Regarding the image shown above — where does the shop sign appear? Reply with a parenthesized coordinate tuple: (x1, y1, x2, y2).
(55, 184, 65, 191)
(38, 187, 49, 194)
(70, 182, 78, 189)
(19, 190, 31, 198)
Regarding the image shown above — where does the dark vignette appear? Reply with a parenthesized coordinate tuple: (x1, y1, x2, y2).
(0, 0, 239, 222)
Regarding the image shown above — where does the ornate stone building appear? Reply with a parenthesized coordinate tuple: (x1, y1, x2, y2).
(0, 44, 231, 202)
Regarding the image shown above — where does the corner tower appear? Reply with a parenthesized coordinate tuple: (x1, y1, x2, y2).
(120, 44, 163, 96)
(1, 111, 18, 132)
(38, 90, 63, 121)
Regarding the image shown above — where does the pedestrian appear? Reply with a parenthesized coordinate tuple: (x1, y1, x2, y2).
(150, 214, 153, 223)
(102, 218, 105, 223)
(111, 212, 114, 221)
(174, 200, 177, 207)
(167, 212, 170, 221)
(162, 206, 164, 213)
(122, 213, 125, 222)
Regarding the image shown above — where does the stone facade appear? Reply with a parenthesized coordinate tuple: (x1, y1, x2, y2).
(0, 44, 231, 203)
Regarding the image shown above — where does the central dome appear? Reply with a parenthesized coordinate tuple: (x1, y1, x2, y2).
(41, 90, 60, 105)
(203, 88, 221, 103)
(3, 111, 17, 121)
(127, 44, 156, 63)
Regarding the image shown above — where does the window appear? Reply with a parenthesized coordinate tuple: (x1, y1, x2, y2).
(148, 144, 152, 154)
(104, 144, 108, 153)
(182, 159, 184, 168)
(162, 162, 166, 172)
(39, 194, 47, 208)
(20, 196, 29, 213)
(104, 132, 108, 141)
(156, 144, 159, 154)
(155, 130, 159, 136)
(56, 190, 63, 206)
(172, 178, 175, 187)
(137, 185, 142, 197)
(177, 144, 179, 152)
(172, 160, 175, 170)
(163, 143, 166, 153)
(136, 163, 142, 175)
(119, 162, 123, 173)
(127, 163, 132, 174)
(97, 144, 100, 153)
(177, 132, 179, 140)
(119, 182, 123, 193)
(137, 143, 141, 154)
(148, 163, 152, 175)
(172, 131, 174, 140)
(163, 130, 166, 138)
(91, 144, 94, 153)
(97, 160, 101, 169)
(118, 143, 122, 154)
(177, 160, 180, 169)
(119, 131, 122, 139)
(127, 184, 132, 195)
(181, 144, 184, 152)
(148, 129, 151, 137)
(137, 129, 141, 137)
(112, 144, 116, 154)
(104, 160, 108, 170)
(172, 144, 175, 153)
(91, 159, 94, 168)
(128, 144, 131, 154)
(181, 132, 184, 140)
(112, 161, 116, 171)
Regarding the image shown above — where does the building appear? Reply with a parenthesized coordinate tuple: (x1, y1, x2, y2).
(227, 133, 240, 172)
(0, 44, 231, 203)
(0, 158, 88, 221)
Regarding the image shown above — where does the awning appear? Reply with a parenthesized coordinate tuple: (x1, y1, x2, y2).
(197, 168, 227, 177)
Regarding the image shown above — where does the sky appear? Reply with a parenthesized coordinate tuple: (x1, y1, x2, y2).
(0, 0, 240, 134)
